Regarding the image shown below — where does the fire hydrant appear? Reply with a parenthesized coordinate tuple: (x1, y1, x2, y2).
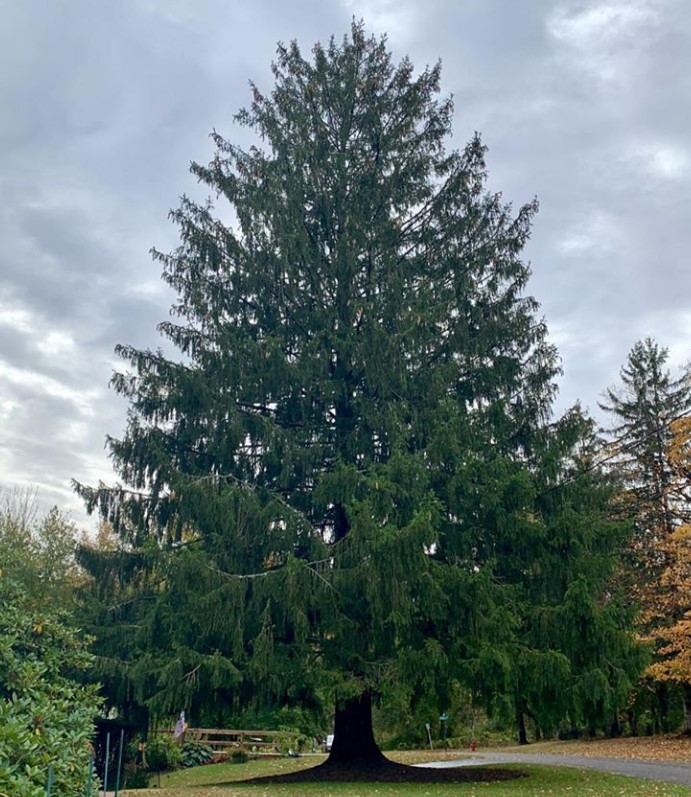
(469, 740, 477, 752)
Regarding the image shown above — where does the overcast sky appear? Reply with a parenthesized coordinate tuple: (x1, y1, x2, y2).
(1, 0, 690, 529)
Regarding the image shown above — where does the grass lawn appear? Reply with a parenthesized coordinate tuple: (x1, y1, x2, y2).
(120, 751, 691, 797)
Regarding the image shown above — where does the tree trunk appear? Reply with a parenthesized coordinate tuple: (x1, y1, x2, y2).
(627, 708, 639, 737)
(656, 682, 669, 734)
(327, 690, 387, 767)
(608, 712, 622, 738)
(517, 709, 528, 745)
(681, 683, 691, 736)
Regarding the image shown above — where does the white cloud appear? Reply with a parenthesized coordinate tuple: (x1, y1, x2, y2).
(0, 305, 35, 334)
(55, 419, 90, 444)
(650, 147, 691, 179)
(340, 0, 418, 41)
(549, 0, 660, 44)
(624, 140, 691, 180)
(558, 209, 624, 255)
(668, 316, 691, 369)
(0, 398, 18, 424)
(0, 296, 85, 365)
(0, 360, 99, 415)
(129, 280, 168, 298)
(547, 0, 663, 84)
(36, 330, 78, 358)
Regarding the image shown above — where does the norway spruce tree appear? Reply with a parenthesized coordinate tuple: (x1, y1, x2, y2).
(600, 338, 691, 553)
(75, 24, 631, 763)
(600, 340, 691, 635)
(443, 406, 642, 743)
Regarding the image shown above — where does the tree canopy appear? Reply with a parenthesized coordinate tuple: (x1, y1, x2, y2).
(75, 23, 641, 760)
(644, 417, 691, 732)
(0, 497, 101, 797)
(600, 338, 691, 558)
(0, 489, 82, 611)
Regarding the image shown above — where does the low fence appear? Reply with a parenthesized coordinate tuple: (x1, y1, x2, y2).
(31, 727, 303, 795)
(157, 726, 300, 754)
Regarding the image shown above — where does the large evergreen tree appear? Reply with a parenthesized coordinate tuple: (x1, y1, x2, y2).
(76, 25, 636, 764)
(600, 339, 691, 560)
(444, 407, 643, 743)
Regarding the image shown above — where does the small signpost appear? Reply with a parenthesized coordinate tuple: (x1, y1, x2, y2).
(424, 722, 433, 750)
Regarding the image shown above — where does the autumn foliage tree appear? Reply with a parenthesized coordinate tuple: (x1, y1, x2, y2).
(646, 417, 691, 733)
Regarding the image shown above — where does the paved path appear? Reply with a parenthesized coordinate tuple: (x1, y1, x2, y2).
(419, 752, 691, 787)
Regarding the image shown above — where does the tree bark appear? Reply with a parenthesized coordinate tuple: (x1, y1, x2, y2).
(681, 683, 691, 736)
(656, 682, 669, 734)
(627, 708, 639, 737)
(517, 708, 528, 745)
(608, 712, 622, 738)
(327, 690, 387, 766)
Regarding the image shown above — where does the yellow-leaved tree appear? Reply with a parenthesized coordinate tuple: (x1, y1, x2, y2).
(646, 417, 691, 733)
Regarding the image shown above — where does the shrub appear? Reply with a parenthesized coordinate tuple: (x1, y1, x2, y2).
(180, 741, 214, 768)
(0, 573, 102, 797)
(143, 734, 182, 771)
(123, 764, 150, 790)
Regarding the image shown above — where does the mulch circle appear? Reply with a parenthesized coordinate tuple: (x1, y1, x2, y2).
(245, 760, 524, 784)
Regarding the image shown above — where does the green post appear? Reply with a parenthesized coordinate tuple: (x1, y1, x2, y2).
(45, 764, 53, 797)
(103, 732, 111, 796)
(439, 713, 449, 745)
(114, 729, 125, 797)
(86, 754, 94, 797)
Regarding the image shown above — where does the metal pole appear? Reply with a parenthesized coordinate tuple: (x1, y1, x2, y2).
(114, 729, 124, 797)
(439, 713, 449, 747)
(86, 754, 94, 797)
(103, 732, 111, 797)
(45, 764, 53, 797)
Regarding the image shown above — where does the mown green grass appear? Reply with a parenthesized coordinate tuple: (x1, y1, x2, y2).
(122, 754, 691, 797)
(144, 755, 321, 788)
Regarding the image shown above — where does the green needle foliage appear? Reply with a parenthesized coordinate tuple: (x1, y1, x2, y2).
(74, 23, 641, 756)
(600, 339, 691, 597)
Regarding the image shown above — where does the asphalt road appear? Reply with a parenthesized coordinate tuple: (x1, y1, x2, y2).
(420, 752, 691, 787)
